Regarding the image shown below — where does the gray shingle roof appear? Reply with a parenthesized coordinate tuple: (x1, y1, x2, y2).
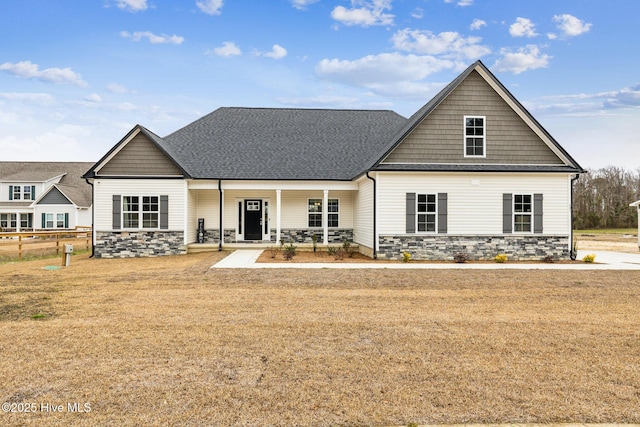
(0, 162, 94, 207)
(163, 107, 407, 180)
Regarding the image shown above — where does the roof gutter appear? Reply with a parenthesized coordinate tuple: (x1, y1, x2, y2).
(570, 173, 580, 260)
(366, 172, 377, 259)
(84, 178, 95, 258)
(218, 179, 223, 251)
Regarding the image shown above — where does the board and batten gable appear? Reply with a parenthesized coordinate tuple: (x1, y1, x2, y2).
(376, 172, 571, 236)
(96, 131, 184, 176)
(382, 70, 563, 165)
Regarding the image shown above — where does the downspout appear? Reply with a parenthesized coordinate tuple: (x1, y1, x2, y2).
(366, 172, 377, 259)
(218, 180, 223, 251)
(570, 173, 580, 260)
(84, 178, 95, 258)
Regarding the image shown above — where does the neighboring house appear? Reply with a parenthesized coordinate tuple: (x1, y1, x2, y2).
(0, 162, 94, 232)
(83, 61, 583, 260)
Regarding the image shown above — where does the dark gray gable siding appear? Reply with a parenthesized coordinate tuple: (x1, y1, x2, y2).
(98, 133, 184, 176)
(383, 70, 564, 165)
(38, 187, 72, 205)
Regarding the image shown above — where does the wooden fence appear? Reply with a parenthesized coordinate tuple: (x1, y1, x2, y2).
(0, 229, 92, 261)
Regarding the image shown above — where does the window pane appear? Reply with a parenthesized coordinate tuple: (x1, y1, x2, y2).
(465, 118, 474, 127)
(123, 213, 139, 228)
(328, 199, 339, 213)
(328, 213, 338, 227)
(143, 213, 158, 228)
(514, 214, 532, 232)
(308, 199, 322, 213)
(57, 213, 65, 228)
(309, 213, 322, 228)
(475, 118, 483, 126)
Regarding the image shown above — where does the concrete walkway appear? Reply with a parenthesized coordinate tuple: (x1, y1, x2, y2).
(211, 249, 640, 270)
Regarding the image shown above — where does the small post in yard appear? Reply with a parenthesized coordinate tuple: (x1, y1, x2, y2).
(62, 244, 73, 267)
(18, 235, 23, 260)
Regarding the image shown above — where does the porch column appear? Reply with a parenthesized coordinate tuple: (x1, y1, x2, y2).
(276, 189, 281, 244)
(16, 211, 21, 233)
(323, 189, 328, 245)
(219, 187, 224, 250)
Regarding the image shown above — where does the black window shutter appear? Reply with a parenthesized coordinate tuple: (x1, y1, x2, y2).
(31, 185, 36, 200)
(437, 193, 448, 234)
(113, 195, 121, 230)
(64, 213, 69, 229)
(9, 186, 13, 200)
(160, 195, 169, 229)
(406, 193, 416, 233)
(503, 193, 512, 233)
(534, 193, 543, 234)
(41, 213, 46, 228)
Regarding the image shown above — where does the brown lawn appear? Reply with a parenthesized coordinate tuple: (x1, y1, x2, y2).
(1, 251, 639, 426)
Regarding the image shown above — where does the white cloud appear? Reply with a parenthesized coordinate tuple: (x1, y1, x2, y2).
(210, 41, 242, 57)
(0, 92, 55, 106)
(120, 31, 184, 44)
(196, 0, 223, 15)
(316, 52, 454, 87)
(106, 83, 128, 94)
(493, 45, 551, 74)
(411, 8, 424, 19)
(392, 28, 490, 60)
(84, 93, 102, 103)
(289, 0, 319, 10)
(553, 14, 592, 37)
(115, 0, 147, 12)
(331, 0, 394, 27)
(509, 17, 538, 37)
(444, 0, 473, 6)
(470, 19, 486, 30)
(263, 44, 288, 59)
(0, 61, 88, 87)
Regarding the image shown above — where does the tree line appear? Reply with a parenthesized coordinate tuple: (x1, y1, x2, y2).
(573, 166, 640, 229)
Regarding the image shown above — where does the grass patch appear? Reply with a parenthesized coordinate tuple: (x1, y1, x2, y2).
(576, 228, 637, 235)
(1, 252, 640, 425)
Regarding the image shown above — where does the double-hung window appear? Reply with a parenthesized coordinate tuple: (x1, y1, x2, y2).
(308, 198, 339, 228)
(464, 116, 485, 157)
(417, 194, 437, 232)
(12, 186, 21, 200)
(123, 196, 159, 229)
(513, 194, 532, 232)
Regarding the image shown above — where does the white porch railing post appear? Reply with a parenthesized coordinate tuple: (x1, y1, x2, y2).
(323, 189, 328, 245)
(276, 189, 281, 244)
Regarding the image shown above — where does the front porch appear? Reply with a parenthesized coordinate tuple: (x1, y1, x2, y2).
(186, 180, 359, 248)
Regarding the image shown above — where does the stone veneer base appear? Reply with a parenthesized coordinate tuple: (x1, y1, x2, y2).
(198, 228, 354, 244)
(378, 235, 570, 261)
(95, 231, 185, 258)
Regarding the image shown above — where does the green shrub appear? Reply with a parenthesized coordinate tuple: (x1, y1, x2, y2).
(283, 243, 297, 260)
(453, 252, 469, 263)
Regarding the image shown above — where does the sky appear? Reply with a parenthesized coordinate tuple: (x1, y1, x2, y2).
(1, 0, 638, 170)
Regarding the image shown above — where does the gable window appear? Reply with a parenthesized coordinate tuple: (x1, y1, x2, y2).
(417, 194, 437, 232)
(23, 186, 32, 201)
(42, 213, 67, 229)
(464, 116, 485, 157)
(308, 198, 340, 228)
(513, 194, 532, 232)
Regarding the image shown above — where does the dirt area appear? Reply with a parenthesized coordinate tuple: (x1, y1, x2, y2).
(577, 231, 639, 253)
(1, 252, 639, 426)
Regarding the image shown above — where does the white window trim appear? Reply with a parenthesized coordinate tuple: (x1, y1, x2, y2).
(122, 195, 161, 230)
(308, 198, 340, 228)
(463, 115, 486, 158)
(513, 193, 533, 234)
(416, 193, 438, 233)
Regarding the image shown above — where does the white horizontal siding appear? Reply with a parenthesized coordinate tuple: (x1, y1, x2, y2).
(353, 177, 373, 248)
(94, 179, 186, 231)
(377, 172, 571, 236)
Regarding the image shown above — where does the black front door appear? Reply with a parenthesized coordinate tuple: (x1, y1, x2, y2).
(244, 199, 262, 240)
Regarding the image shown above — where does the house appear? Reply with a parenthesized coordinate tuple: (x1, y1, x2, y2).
(0, 162, 94, 232)
(83, 61, 583, 260)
